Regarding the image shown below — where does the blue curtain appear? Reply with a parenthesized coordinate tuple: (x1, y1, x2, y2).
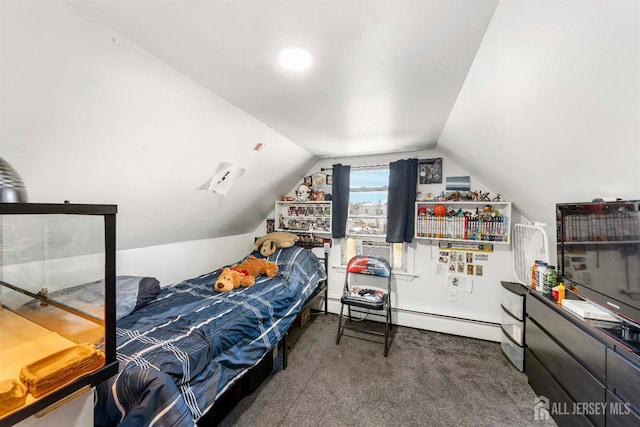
(331, 164, 351, 238)
(386, 158, 418, 243)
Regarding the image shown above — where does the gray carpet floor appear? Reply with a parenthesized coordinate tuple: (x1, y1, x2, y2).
(219, 312, 557, 426)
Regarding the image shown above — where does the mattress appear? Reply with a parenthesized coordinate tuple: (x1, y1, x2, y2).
(94, 246, 326, 427)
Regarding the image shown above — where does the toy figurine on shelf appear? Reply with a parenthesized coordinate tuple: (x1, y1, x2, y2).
(478, 205, 494, 221)
(492, 193, 502, 201)
(295, 184, 311, 201)
(445, 191, 461, 201)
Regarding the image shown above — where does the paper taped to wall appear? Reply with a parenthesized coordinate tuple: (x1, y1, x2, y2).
(208, 163, 245, 195)
(447, 274, 473, 293)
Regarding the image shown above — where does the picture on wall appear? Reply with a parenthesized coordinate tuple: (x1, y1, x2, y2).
(446, 175, 471, 192)
(418, 158, 442, 184)
(311, 173, 328, 187)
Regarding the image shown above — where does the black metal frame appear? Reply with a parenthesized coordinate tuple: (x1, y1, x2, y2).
(282, 252, 328, 369)
(0, 203, 118, 426)
(336, 255, 393, 357)
(198, 247, 329, 426)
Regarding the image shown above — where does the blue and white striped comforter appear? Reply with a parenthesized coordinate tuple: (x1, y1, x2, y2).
(95, 246, 326, 427)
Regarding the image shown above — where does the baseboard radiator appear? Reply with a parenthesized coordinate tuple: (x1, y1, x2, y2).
(324, 296, 500, 327)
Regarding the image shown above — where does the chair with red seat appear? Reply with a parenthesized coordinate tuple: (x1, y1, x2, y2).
(335, 255, 392, 356)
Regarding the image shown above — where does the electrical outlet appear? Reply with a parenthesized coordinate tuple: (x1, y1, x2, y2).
(448, 289, 458, 302)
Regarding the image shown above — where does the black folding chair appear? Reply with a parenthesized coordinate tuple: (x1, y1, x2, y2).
(335, 255, 392, 356)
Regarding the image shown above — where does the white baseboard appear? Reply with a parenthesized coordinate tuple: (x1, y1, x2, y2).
(309, 297, 502, 343)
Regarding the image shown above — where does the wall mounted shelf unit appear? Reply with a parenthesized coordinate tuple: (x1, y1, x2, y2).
(415, 201, 511, 244)
(275, 201, 332, 235)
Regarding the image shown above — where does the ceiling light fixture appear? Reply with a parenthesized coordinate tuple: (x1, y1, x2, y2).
(277, 46, 313, 72)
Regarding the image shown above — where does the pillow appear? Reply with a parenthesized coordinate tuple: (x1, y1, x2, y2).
(14, 276, 160, 345)
(17, 275, 161, 321)
(114, 276, 161, 320)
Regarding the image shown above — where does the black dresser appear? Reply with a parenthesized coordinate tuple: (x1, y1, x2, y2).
(525, 291, 640, 426)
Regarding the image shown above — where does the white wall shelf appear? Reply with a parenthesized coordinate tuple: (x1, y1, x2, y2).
(415, 201, 511, 244)
(275, 201, 332, 234)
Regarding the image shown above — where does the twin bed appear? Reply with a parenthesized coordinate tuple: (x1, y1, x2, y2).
(90, 245, 327, 426)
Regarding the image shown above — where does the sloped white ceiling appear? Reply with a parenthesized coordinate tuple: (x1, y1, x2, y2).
(1, 0, 638, 252)
(0, 0, 318, 249)
(439, 0, 640, 229)
(65, 0, 499, 157)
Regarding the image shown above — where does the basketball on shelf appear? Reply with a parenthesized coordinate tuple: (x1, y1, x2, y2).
(433, 204, 447, 216)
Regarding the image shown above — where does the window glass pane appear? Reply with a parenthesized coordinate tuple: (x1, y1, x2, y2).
(347, 216, 386, 235)
(349, 191, 387, 203)
(350, 169, 389, 189)
(348, 168, 388, 236)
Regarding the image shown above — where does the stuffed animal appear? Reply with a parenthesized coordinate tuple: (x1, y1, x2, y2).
(214, 256, 279, 292)
(253, 232, 300, 257)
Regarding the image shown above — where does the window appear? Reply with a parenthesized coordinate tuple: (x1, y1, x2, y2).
(341, 166, 409, 272)
(347, 167, 389, 237)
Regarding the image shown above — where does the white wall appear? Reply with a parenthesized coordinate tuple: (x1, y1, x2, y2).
(258, 150, 521, 341)
(116, 232, 255, 286)
(438, 0, 640, 240)
(0, 0, 317, 251)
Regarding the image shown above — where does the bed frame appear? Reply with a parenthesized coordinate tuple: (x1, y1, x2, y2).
(196, 249, 328, 426)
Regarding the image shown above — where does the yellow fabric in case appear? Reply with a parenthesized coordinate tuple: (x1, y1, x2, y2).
(0, 379, 27, 417)
(19, 344, 105, 398)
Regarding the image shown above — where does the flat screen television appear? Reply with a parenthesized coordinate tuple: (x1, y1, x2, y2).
(557, 200, 640, 326)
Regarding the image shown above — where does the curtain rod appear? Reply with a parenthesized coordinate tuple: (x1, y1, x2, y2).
(321, 164, 388, 172)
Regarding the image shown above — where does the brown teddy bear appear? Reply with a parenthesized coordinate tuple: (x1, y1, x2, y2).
(214, 255, 279, 292)
(253, 232, 300, 257)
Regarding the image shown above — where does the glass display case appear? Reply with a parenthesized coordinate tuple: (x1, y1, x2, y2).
(0, 203, 118, 425)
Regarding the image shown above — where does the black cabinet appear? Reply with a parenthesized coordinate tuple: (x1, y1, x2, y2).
(606, 390, 640, 427)
(525, 347, 593, 427)
(525, 291, 640, 426)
